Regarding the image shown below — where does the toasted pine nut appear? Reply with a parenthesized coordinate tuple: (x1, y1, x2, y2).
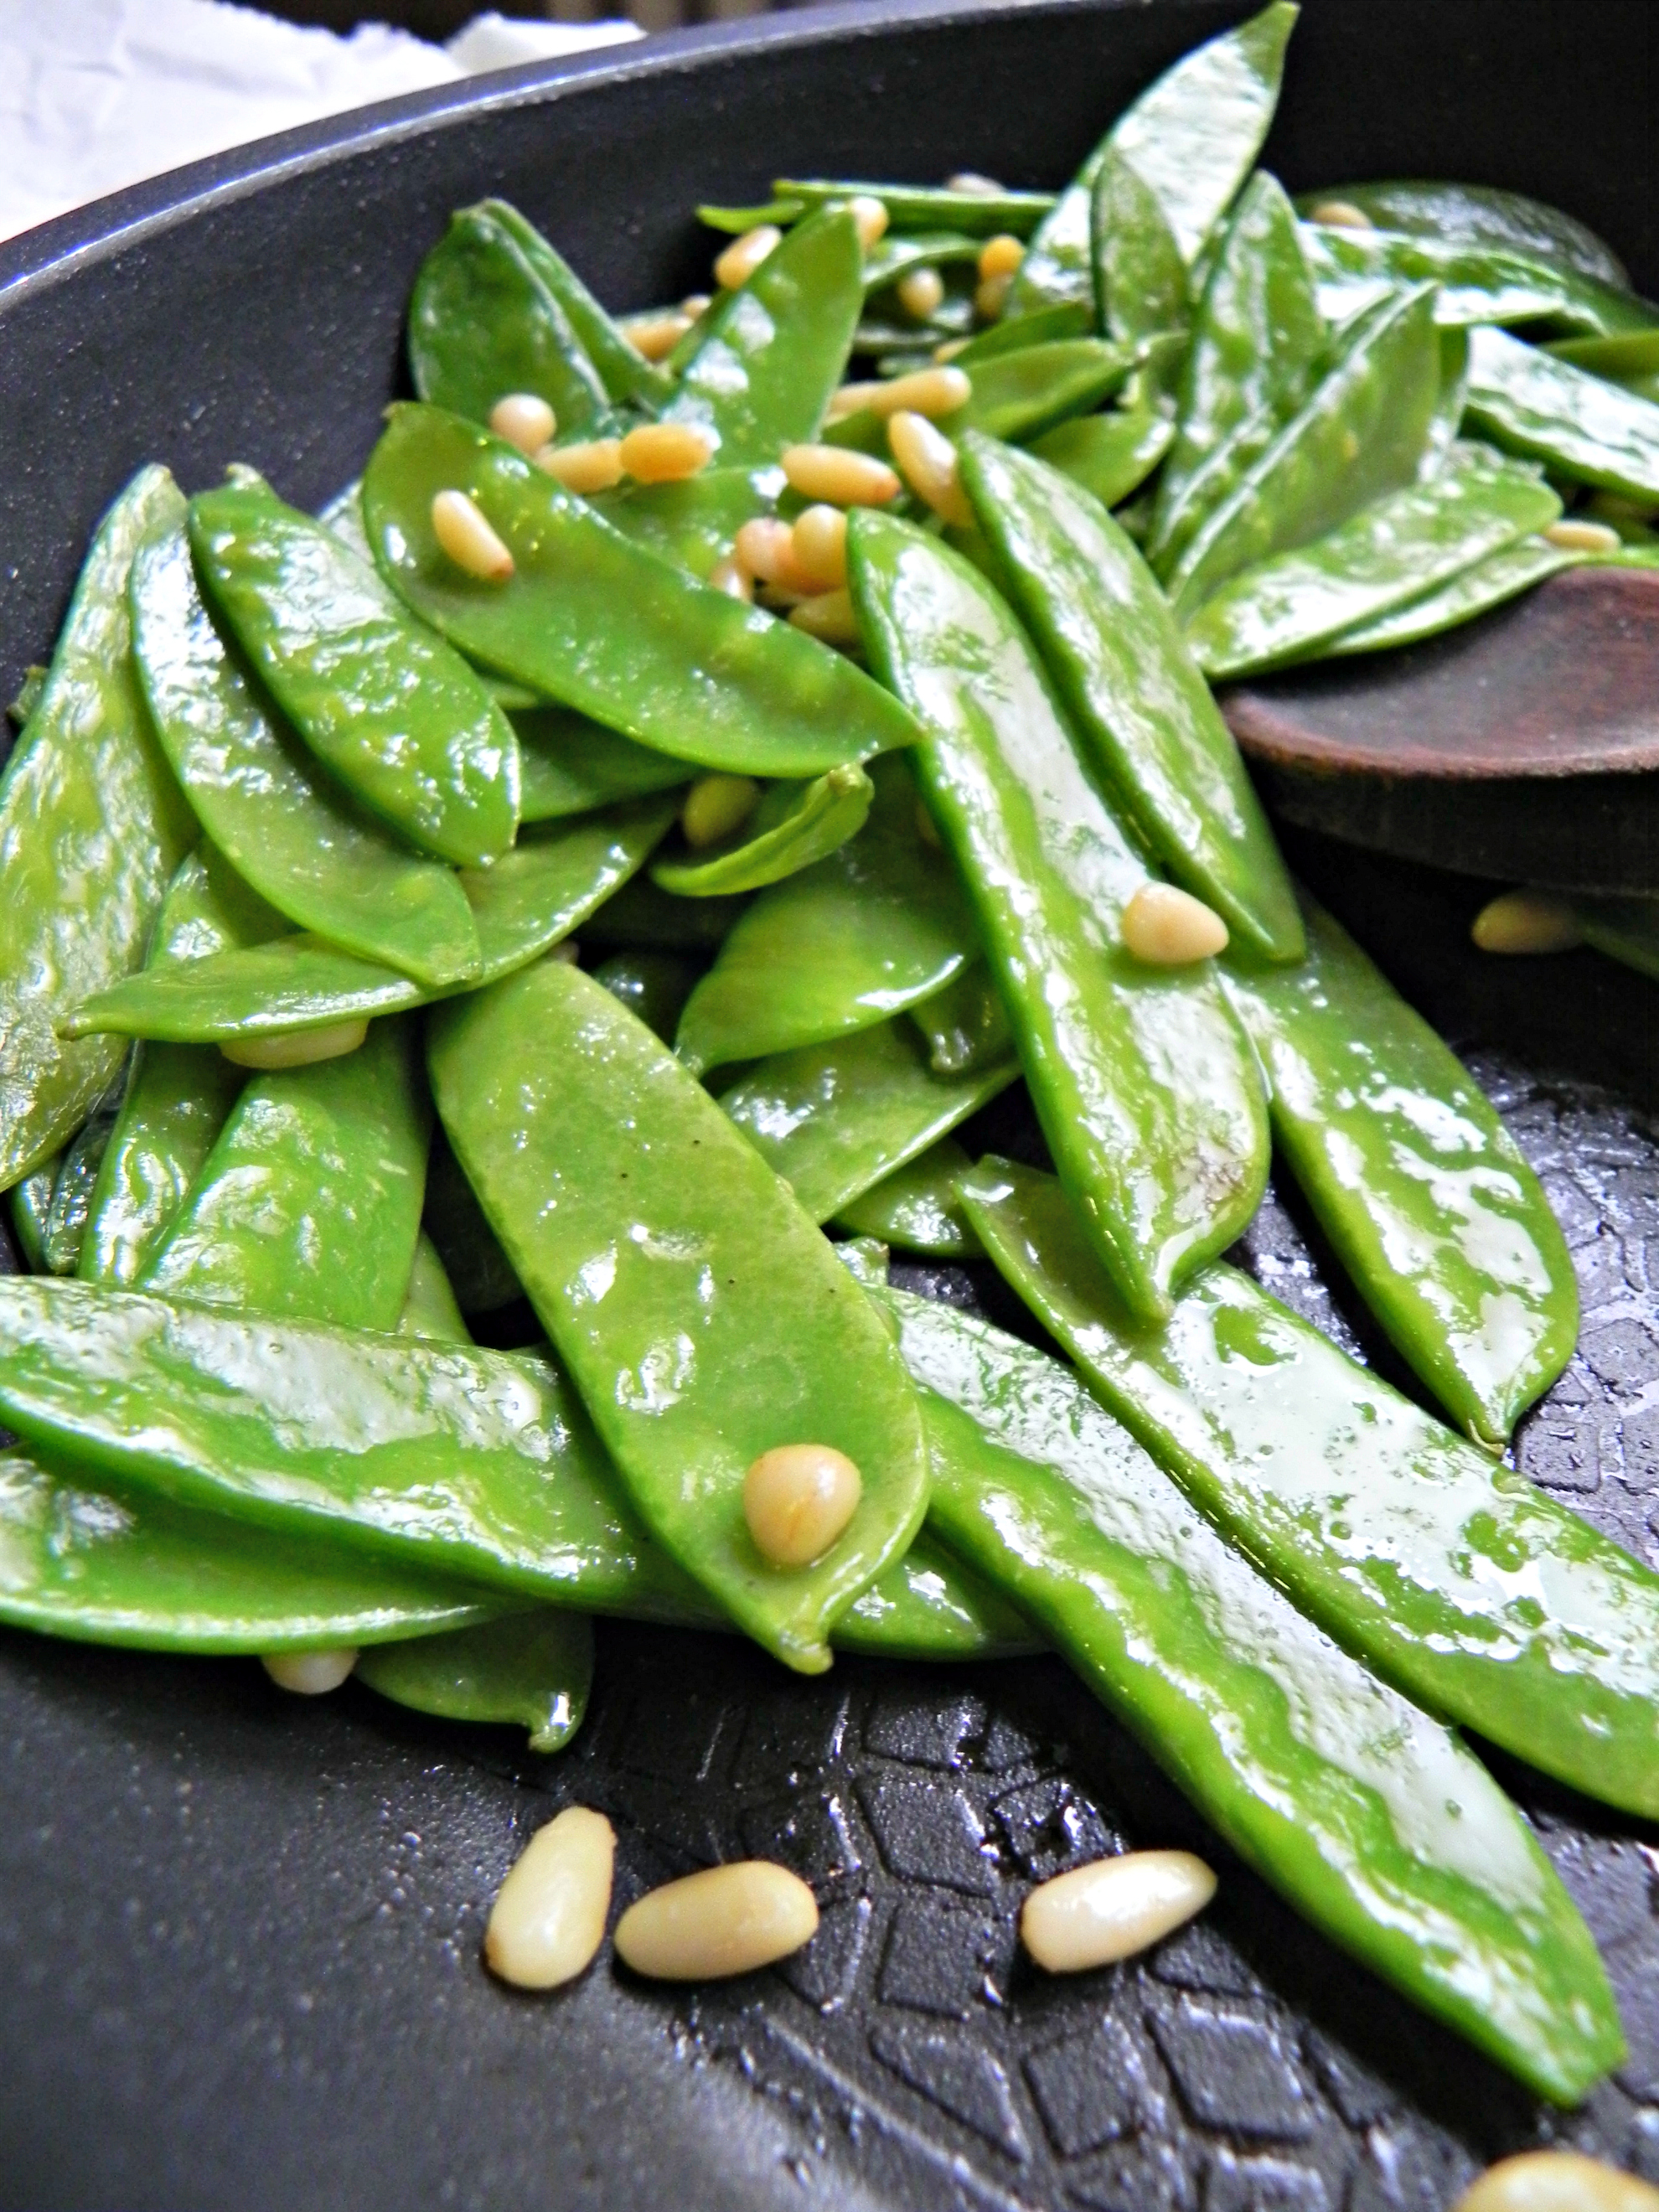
(714, 224, 782, 291)
(826, 380, 884, 423)
(897, 265, 946, 322)
(222, 1018, 370, 1069)
(734, 517, 798, 586)
(832, 367, 972, 426)
(1121, 883, 1229, 964)
(535, 438, 626, 494)
(1544, 517, 1623, 551)
(916, 800, 942, 850)
(620, 421, 715, 483)
(1471, 890, 1584, 954)
(977, 233, 1025, 281)
(1309, 199, 1375, 230)
(1022, 1849, 1216, 1972)
(431, 488, 514, 581)
(946, 171, 1005, 196)
(484, 1806, 615, 1991)
(933, 338, 970, 364)
(1455, 2152, 1659, 2212)
(488, 393, 556, 454)
(974, 270, 1014, 320)
(682, 773, 760, 850)
(614, 1861, 819, 1979)
(847, 194, 890, 250)
(550, 938, 581, 966)
(623, 312, 693, 363)
(262, 1647, 357, 1694)
(888, 411, 974, 528)
(789, 504, 849, 592)
(708, 556, 753, 602)
(744, 1443, 862, 1565)
(680, 292, 712, 318)
(781, 444, 902, 508)
(788, 590, 860, 647)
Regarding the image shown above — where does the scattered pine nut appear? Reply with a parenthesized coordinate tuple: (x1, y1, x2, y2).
(734, 516, 799, 587)
(484, 1806, 615, 1991)
(619, 421, 715, 483)
(222, 1018, 370, 1069)
(830, 367, 971, 426)
(431, 488, 514, 581)
(1455, 2152, 1659, 2212)
(780, 444, 902, 508)
(1121, 882, 1229, 964)
(1544, 517, 1623, 552)
(622, 311, 694, 362)
(916, 799, 943, 849)
(946, 171, 1005, 196)
(488, 393, 556, 454)
(847, 194, 890, 250)
(535, 438, 626, 494)
(887, 411, 974, 528)
(679, 292, 712, 318)
(262, 1647, 357, 1694)
(933, 337, 970, 364)
(743, 1443, 862, 1565)
(1021, 1849, 1216, 1973)
(708, 556, 753, 602)
(977, 233, 1025, 281)
(714, 224, 782, 291)
(788, 590, 861, 648)
(789, 504, 850, 592)
(1471, 890, 1584, 955)
(897, 265, 946, 322)
(613, 1861, 819, 1980)
(826, 381, 883, 423)
(974, 270, 1014, 320)
(682, 773, 760, 850)
(1309, 199, 1375, 230)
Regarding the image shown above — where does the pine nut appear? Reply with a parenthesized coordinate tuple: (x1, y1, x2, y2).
(1121, 883, 1229, 964)
(788, 590, 860, 647)
(830, 368, 972, 426)
(431, 488, 514, 581)
(743, 1443, 862, 1565)
(535, 438, 626, 494)
(1544, 517, 1623, 551)
(550, 939, 581, 966)
(1309, 199, 1375, 230)
(708, 556, 753, 602)
(1455, 2152, 1659, 2212)
(682, 773, 760, 850)
(484, 1806, 615, 1990)
(826, 381, 883, 423)
(977, 234, 1025, 281)
(614, 1861, 819, 1979)
(488, 393, 556, 454)
(780, 444, 902, 508)
(222, 1018, 369, 1069)
(974, 271, 1014, 320)
(1021, 1849, 1216, 1973)
(946, 171, 1005, 196)
(680, 292, 712, 318)
(897, 265, 946, 322)
(623, 312, 693, 363)
(714, 224, 782, 291)
(887, 411, 974, 528)
(262, 1647, 357, 1694)
(933, 338, 970, 364)
(620, 421, 715, 483)
(789, 504, 849, 592)
(846, 194, 890, 250)
(734, 517, 798, 586)
(1471, 890, 1584, 955)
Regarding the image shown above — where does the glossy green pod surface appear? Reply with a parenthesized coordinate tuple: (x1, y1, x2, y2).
(1324, 534, 1574, 655)
(835, 1135, 982, 1257)
(652, 766, 873, 897)
(769, 180, 1055, 239)
(948, 341, 1136, 444)
(513, 705, 689, 820)
(834, 1527, 1038, 1660)
(590, 467, 781, 582)
(483, 199, 672, 414)
(9, 1164, 56, 1271)
(356, 1610, 595, 1752)
(1091, 147, 1189, 347)
(1465, 326, 1659, 502)
(1298, 180, 1630, 291)
(397, 1229, 474, 1344)
(1029, 410, 1172, 511)
(40, 1082, 126, 1277)
(1299, 220, 1652, 338)
(907, 962, 1013, 1078)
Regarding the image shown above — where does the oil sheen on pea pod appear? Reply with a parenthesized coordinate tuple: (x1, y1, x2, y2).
(835, 1135, 982, 1258)
(652, 767, 872, 898)
(397, 1228, 474, 1342)
(881, 1286, 1621, 2106)
(356, 1611, 595, 1753)
(591, 953, 700, 1046)
(1464, 326, 1659, 504)
(513, 704, 689, 821)
(1222, 898, 1578, 1446)
(908, 962, 1013, 1078)
(481, 198, 673, 414)
(1090, 147, 1189, 349)
(8, 1163, 56, 1271)
(835, 1526, 1038, 1659)
(1009, 1, 1298, 315)
(962, 1157, 1659, 1824)
(590, 467, 782, 582)
(1325, 535, 1574, 655)
(674, 756, 976, 1076)
(1030, 411, 1172, 511)
(190, 483, 519, 869)
(721, 1014, 1016, 1225)
(427, 958, 931, 1674)
(943, 341, 1136, 446)
(1296, 221, 1652, 339)
(960, 433, 1302, 964)
(771, 179, 1055, 240)
(364, 406, 918, 778)
(851, 511, 1269, 1326)
(0, 467, 198, 1191)
(1300, 181, 1631, 292)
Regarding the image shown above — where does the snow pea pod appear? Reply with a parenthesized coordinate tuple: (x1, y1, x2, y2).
(850, 510, 1269, 1326)
(886, 1286, 1621, 2106)
(364, 406, 917, 777)
(1298, 221, 1652, 339)
(1324, 535, 1573, 655)
(40, 1078, 126, 1277)
(954, 339, 1135, 442)
(952, 302, 1094, 364)
(1091, 147, 1188, 347)
(1222, 898, 1578, 1446)
(8, 1164, 55, 1270)
(1547, 329, 1659, 384)
(964, 1158, 1659, 1823)
(397, 1229, 473, 1343)
(513, 705, 688, 821)
(961, 433, 1302, 964)
(356, 1611, 594, 1753)
(1464, 327, 1659, 503)
(835, 1137, 981, 1258)
(907, 962, 1012, 1078)
(591, 466, 781, 581)
(482, 198, 672, 414)
(771, 180, 1055, 239)
(721, 1015, 1016, 1225)
(862, 232, 982, 296)
(1300, 181, 1630, 292)
(1029, 409, 1171, 509)
(0, 467, 197, 1190)
(651, 766, 871, 897)
(674, 756, 976, 1076)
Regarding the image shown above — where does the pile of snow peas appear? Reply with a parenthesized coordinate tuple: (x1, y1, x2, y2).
(4, 0, 1659, 2106)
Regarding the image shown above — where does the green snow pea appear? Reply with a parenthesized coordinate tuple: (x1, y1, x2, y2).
(862, 232, 982, 297)
(131, 513, 483, 987)
(1325, 535, 1574, 655)
(835, 1137, 982, 1258)
(1423, 325, 1472, 469)
(1090, 146, 1188, 347)
(40, 1078, 126, 1276)
(428, 957, 930, 1673)
(1547, 330, 1659, 384)
(833, 1527, 1038, 1659)
(421, 1132, 523, 1316)
(952, 340, 1134, 443)
(963, 434, 1302, 962)
(964, 1158, 1659, 1823)
(1464, 326, 1659, 503)
(952, 302, 1095, 363)
(907, 962, 1013, 1078)
(1299, 181, 1630, 292)
(364, 406, 917, 778)
(591, 466, 781, 581)
(591, 952, 700, 1045)
(1184, 445, 1563, 678)
(1297, 220, 1653, 339)
(674, 756, 976, 1075)
(886, 1286, 1620, 2105)
(850, 509, 1269, 1325)
(513, 705, 689, 821)
(652, 766, 871, 897)
(1029, 410, 1172, 510)
(138, 1016, 428, 1331)
(721, 1015, 1016, 1224)
(397, 1229, 473, 1343)
(483, 198, 673, 414)
(770, 181, 1055, 240)
(190, 483, 520, 869)
(0, 467, 197, 1189)
(9, 1164, 55, 1270)
(356, 1611, 594, 1753)
(1572, 896, 1659, 983)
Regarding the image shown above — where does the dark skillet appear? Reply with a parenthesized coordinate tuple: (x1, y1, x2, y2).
(2, 5, 1658, 2207)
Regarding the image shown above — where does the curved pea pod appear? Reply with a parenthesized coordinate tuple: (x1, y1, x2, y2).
(1325, 534, 1574, 655)
(427, 958, 930, 1674)
(1547, 329, 1659, 384)
(397, 1229, 473, 1343)
(964, 1157, 1659, 1824)
(1167, 282, 1442, 615)
(954, 302, 1095, 364)
(8, 1163, 55, 1270)
(1464, 327, 1659, 503)
(1222, 898, 1578, 1445)
(835, 1136, 982, 1258)
(364, 406, 917, 778)
(772, 180, 1055, 239)
(674, 756, 976, 1076)
(862, 231, 982, 297)
(835, 1527, 1038, 1659)
(1030, 409, 1171, 510)
(1297, 220, 1653, 339)
(1300, 180, 1630, 292)
(948, 340, 1134, 444)
(0, 467, 198, 1190)
(591, 466, 781, 581)
(908, 961, 1012, 1078)
(721, 1015, 1016, 1225)
(850, 509, 1269, 1326)
(960, 435, 1302, 964)
(1090, 147, 1188, 347)
(513, 704, 689, 821)
(591, 952, 699, 1046)
(652, 766, 872, 897)
(356, 1611, 595, 1753)
(408, 203, 610, 436)
(132, 509, 482, 985)
(190, 483, 519, 869)
(482, 198, 672, 415)
(884, 1285, 1621, 2106)
(1183, 446, 1563, 679)
(40, 1078, 127, 1276)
